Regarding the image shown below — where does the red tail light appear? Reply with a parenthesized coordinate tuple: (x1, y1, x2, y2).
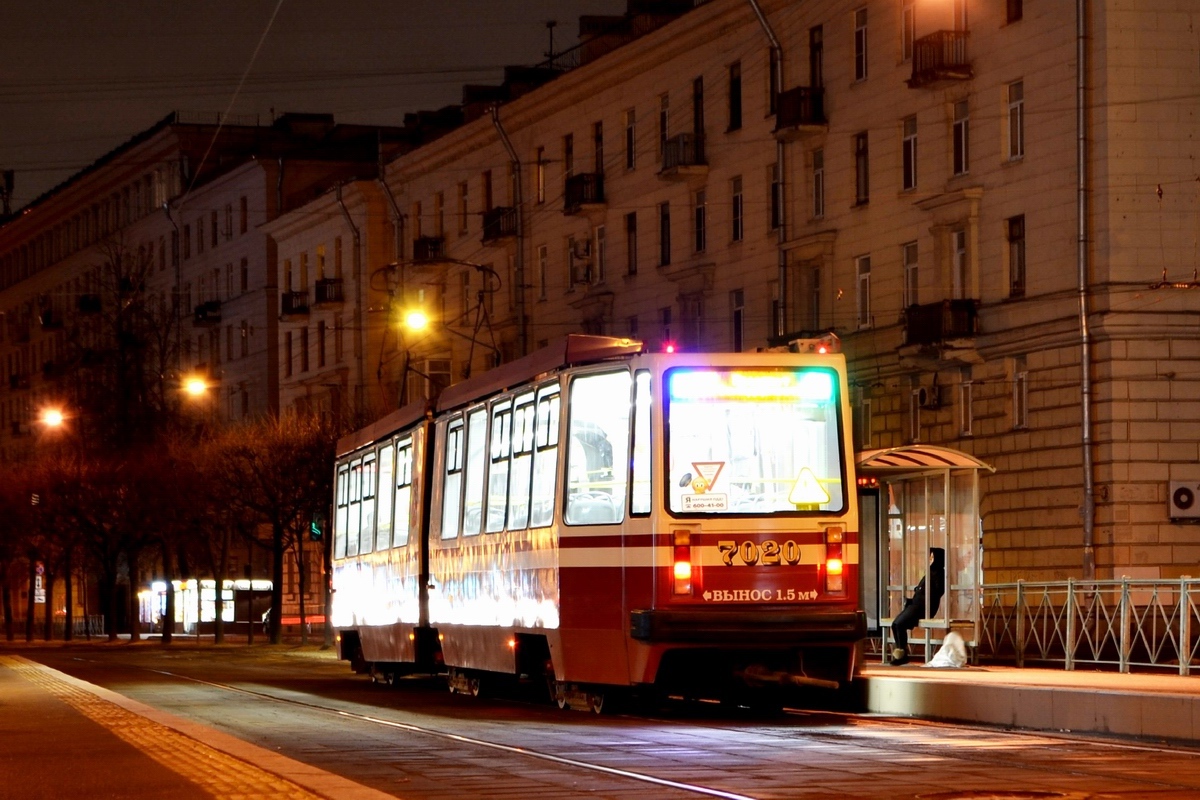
(672, 530, 692, 595)
(825, 527, 845, 594)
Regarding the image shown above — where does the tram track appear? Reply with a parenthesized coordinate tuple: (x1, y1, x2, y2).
(148, 668, 759, 800)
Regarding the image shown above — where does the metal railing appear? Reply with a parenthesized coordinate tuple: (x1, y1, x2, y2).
(52, 615, 106, 639)
(979, 578, 1200, 674)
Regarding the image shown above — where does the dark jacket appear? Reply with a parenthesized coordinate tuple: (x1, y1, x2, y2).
(904, 547, 946, 618)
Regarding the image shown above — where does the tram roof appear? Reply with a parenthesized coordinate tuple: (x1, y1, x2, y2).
(435, 334, 644, 413)
(336, 400, 430, 458)
(856, 445, 995, 473)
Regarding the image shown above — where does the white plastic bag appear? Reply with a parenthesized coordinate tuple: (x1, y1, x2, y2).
(924, 630, 968, 668)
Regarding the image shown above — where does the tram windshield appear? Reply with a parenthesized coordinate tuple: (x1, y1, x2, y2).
(665, 367, 846, 515)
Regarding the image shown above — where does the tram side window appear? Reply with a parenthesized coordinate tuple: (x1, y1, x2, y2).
(393, 438, 414, 547)
(347, 459, 362, 557)
(359, 454, 376, 555)
(441, 418, 464, 540)
(631, 370, 652, 515)
(528, 389, 560, 528)
(507, 393, 536, 529)
(461, 408, 487, 536)
(565, 371, 633, 525)
(486, 401, 513, 533)
(376, 445, 394, 552)
(334, 465, 349, 559)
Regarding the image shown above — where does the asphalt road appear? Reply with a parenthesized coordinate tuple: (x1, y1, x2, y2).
(13, 643, 1200, 800)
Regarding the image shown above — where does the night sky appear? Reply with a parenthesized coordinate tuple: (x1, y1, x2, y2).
(2, 0, 625, 210)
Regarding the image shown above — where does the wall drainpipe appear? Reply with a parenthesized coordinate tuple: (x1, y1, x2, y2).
(491, 104, 528, 358)
(1076, 0, 1096, 580)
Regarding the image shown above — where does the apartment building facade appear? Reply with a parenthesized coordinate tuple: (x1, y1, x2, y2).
(303, 0, 1200, 589)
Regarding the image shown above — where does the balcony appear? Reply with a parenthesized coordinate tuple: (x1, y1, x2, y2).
(314, 277, 344, 305)
(78, 294, 101, 314)
(659, 133, 707, 180)
(773, 87, 826, 140)
(481, 206, 518, 243)
(563, 173, 605, 214)
(281, 290, 310, 317)
(902, 299, 979, 346)
(193, 300, 221, 326)
(413, 235, 446, 262)
(39, 309, 63, 330)
(908, 30, 972, 88)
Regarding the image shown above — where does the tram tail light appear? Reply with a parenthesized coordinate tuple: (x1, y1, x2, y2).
(825, 527, 845, 594)
(672, 530, 693, 595)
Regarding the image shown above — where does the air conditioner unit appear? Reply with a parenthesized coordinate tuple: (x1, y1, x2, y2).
(1169, 481, 1200, 520)
(917, 385, 941, 410)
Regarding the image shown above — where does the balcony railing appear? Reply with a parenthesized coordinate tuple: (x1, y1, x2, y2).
(314, 277, 344, 305)
(902, 299, 978, 346)
(481, 206, 519, 243)
(564, 173, 605, 213)
(908, 30, 972, 87)
(193, 300, 221, 326)
(660, 133, 706, 172)
(774, 87, 826, 132)
(281, 291, 309, 316)
(413, 236, 446, 262)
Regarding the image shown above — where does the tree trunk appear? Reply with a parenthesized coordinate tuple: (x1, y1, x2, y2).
(2, 562, 14, 641)
(297, 528, 307, 646)
(25, 558, 36, 642)
(64, 549, 74, 642)
(245, 542, 255, 646)
(161, 542, 174, 644)
(271, 521, 284, 644)
(323, 507, 333, 649)
(213, 525, 232, 645)
(127, 551, 141, 643)
(42, 570, 55, 641)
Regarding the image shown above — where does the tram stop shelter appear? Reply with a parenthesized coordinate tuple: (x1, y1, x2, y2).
(856, 445, 995, 662)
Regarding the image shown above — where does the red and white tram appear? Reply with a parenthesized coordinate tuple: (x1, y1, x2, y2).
(331, 334, 865, 709)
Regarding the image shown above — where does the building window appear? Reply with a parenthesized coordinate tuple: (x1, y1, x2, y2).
(769, 163, 782, 231)
(854, 7, 868, 81)
(952, 228, 968, 298)
(239, 196, 248, 233)
(693, 190, 707, 253)
(902, 116, 918, 191)
(812, 149, 825, 219)
(808, 265, 821, 328)
(1008, 215, 1026, 297)
(731, 176, 744, 241)
(458, 181, 469, 235)
(728, 61, 742, 131)
(902, 0, 915, 62)
(909, 387, 922, 443)
(902, 241, 919, 308)
(334, 314, 344, 363)
(593, 121, 604, 174)
(210, 211, 218, 248)
(1008, 81, 1025, 160)
(952, 99, 970, 176)
(240, 320, 249, 357)
(563, 134, 574, 184)
(316, 244, 326, 280)
(434, 192, 444, 237)
(954, 0, 968, 30)
(658, 202, 671, 267)
(535, 147, 546, 203)
(285, 331, 293, 378)
(731, 289, 744, 352)
(809, 26, 823, 87)
(625, 109, 636, 170)
(658, 94, 670, 156)
(594, 225, 606, 284)
(482, 169, 493, 212)
(767, 49, 778, 115)
(625, 212, 638, 275)
(196, 219, 205, 254)
(1013, 364, 1029, 429)
(959, 369, 973, 437)
(536, 244, 548, 300)
(224, 204, 233, 240)
(240, 258, 248, 293)
(854, 132, 869, 205)
(318, 320, 327, 368)
(1007, 0, 1023, 24)
(334, 237, 343, 278)
(855, 255, 871, 329)
(300, 327, 310, 373)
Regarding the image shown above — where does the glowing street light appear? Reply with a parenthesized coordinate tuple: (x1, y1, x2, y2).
(184, 376, 208, 398)
(39, 407, 65, 428)
(403, 308, 429, 332)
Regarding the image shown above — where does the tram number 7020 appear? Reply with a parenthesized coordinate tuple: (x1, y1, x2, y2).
(717, 539, 806, 567)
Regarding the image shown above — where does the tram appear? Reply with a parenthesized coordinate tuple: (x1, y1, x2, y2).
(330, 334, 865, 709)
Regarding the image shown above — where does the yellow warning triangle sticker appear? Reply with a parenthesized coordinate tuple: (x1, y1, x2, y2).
(788, 467, 830, 505)
(690, 462, 724, 492)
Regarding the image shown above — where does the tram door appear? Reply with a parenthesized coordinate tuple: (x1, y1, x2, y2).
(858, 489, 881, 632)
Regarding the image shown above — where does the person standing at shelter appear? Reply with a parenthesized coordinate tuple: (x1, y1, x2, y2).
(889, 547, 945, 666)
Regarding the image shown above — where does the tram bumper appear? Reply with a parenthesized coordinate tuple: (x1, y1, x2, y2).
(629, 607, 866, 645)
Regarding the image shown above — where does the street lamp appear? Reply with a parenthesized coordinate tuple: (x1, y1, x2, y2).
(183, 375, 208, 398)
(39, 407, 65, 428)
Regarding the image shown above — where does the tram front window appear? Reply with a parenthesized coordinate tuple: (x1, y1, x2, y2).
(666, 367, 846, 515)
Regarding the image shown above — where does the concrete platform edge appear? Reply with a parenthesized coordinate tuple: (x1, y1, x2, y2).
(12, 655, 398, 800)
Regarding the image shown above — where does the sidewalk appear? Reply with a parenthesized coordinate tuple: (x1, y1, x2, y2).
(862, 662, 1200, 743)
(0, 654, 394, 800)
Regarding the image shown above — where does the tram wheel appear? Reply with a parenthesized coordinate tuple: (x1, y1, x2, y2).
(588, 692, 605, 714)
(551, 681, 568, 710)
(466, 674, 482, 697)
